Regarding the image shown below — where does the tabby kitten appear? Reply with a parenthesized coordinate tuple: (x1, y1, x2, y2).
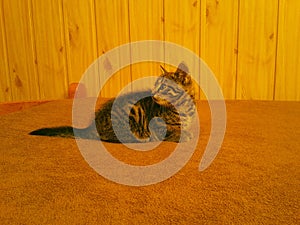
(30, 62, 196, 143)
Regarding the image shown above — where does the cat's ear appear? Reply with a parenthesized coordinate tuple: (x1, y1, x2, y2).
(160, 65, 168, 74)
(175, 62, 189, 75)
(175, 62, 192, 85)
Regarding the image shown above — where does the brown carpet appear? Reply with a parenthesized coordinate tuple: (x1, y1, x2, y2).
(0, 100, 299, 224)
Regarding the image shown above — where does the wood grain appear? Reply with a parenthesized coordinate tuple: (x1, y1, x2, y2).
(236, 0, 278, 100)
(31, 0, 68, 100)
(275, 0, 300, 100)
(0, 1, 11, 102)
(200, 0, 207, 60)
(204, 0, 238, 100)
(129, 0, 164, 92)
(164, 0, 201, 99)
(2, 0, 39, 101)
(95, 0, 131, 98)
(63, 0, 97, 84)
(0, 0, 299, 102)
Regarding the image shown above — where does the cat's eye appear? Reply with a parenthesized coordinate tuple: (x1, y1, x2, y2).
(160, 84, 166, 90)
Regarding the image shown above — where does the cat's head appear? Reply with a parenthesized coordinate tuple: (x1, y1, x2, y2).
(152, 62, 195, 107)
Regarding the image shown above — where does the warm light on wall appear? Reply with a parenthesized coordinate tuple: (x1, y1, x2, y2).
(0, 0, 299, 102)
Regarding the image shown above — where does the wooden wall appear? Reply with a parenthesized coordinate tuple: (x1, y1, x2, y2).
(0, 0, 299, 102)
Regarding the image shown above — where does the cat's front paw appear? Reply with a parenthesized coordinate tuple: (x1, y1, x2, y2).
(149, 117, 167, 142)
(179, 130, 193, 143)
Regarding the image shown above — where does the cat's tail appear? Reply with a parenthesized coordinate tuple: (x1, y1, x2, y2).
(29, 126, 75, 138)
(29, 125, 99, 140)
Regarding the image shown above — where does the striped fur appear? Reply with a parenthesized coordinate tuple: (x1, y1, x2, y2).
(30, 62, 196, 143)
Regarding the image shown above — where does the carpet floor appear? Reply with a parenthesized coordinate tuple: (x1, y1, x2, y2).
(0, 100, 299, 224)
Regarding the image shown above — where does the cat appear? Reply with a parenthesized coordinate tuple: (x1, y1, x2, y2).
(30, 62, 196, 143)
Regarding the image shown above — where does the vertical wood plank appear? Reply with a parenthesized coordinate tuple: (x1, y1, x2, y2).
(275, 0, 300, 101)
(32, 0, 68, 100)
(165, 0, 201, 56)
(0, 0, 11, 102)
(63, 0, 98, 84)
(2, 0, 39, 101)
(129, 0, 164, 92)
(204, 0, 238, 99)
(95, 0, 131, 98)
(164, 0, 201, 99)
(200, 0, 207, 60)
(236, 1, 278, 100)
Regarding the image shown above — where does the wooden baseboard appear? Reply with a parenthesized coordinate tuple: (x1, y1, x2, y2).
(0, 83, 84, 115)
(0, 100, 52, 115)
